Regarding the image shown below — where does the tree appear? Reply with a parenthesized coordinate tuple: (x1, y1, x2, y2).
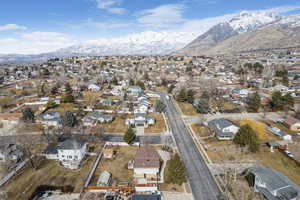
(50, 84, 59, 95)
(176, 88, 187, 102)
(282, 76, 289, 86)
(129, 79, 135, 86)
(233, 124, 260, 153)
(168, 84, 175, 94)
(123, 126, 136, 144)
(195, 99, 210, 114)
(269, 91, 294, 111)
(164, 153, 187, 185)
(21, 107, 35, 123)
(61, 83, 74, 103)
(186, 89, 195, 104)
(136, 81, 145, 90)
(112, 77, 118, 85)
(62, 111, 77, 128)
(155, 99, 166, 113)
(201, 90, 210, 102)
(247, 92, 261, 112)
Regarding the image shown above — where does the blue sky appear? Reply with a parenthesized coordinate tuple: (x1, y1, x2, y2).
(0, 0, 300, 54)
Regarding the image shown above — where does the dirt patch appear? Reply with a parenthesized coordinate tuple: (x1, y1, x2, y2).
(159, 183, 184, 192)
(101, 115, 129, 134)
(191, 124, 211, 137)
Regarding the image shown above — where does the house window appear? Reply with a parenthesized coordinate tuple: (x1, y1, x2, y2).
(69, 156, 72, 159)
(74, 156, 78, 159)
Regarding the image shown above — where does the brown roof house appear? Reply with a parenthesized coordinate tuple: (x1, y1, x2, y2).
(132, 146, 161, 184)
(283, 116, 300, 132)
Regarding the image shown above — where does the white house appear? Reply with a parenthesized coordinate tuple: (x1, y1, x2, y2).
(88, 83, 101, 91)
(208, 118, 239, 140)
(43, 138, 88, 169)
(126, 113, 155, 128)
(133, 146, 161, 184)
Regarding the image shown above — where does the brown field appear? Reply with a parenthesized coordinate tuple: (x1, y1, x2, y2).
(145, 113, 166, 134)
(191, 124, 212, 137)
(3, 157, 96, 200)
(102, 115, 129, 134)
(177, 102, 198, 116)
(90, 146, 137, 186)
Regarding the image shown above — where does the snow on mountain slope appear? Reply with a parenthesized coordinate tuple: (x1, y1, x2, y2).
(56, 31, 197, 56)
(229, 11, 281, 33)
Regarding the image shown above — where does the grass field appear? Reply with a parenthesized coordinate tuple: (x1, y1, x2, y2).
(145, 113, 166, 134)
(102, 115, 129, 134)
(177, 102, 198, 116)
(3, 157, 95, 200)
(191, 124, 211, 137)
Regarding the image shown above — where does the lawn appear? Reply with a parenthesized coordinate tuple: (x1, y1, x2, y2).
(16, 123, 44, 134)
(2, 156, 96, 200)
(191, 124, 212, 137)
(90, 146, 137, 186)
(145, 113, 167, 134)
(50, 103, 78, 115)
(177, 102, 198, 116)
(102, 115, 129, 134)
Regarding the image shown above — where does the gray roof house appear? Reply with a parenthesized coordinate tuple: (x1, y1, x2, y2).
(82, 111, 113, 126)
(126, 113, 155, 128)
(41, 111, 62, 127)
(247, 166, 300, 200)
(208, 118, 239, 140)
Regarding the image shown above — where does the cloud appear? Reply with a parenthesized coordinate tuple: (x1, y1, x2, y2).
(70, 18, 133, 29)
(95, 0, 126, 14)
(137, 4, 186, 28)
(0, 32, 75, 54)
(0, 24, 27, 31)
(262, 5, 300, 14)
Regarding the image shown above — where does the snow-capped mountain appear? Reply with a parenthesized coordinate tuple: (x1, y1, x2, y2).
(175, 11, 283, 55)
(229, 11, 281, 33)
(56, 31, 197, 56)
(276, 14, 300, 28)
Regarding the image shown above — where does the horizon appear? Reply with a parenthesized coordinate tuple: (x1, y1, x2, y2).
(0, 0, 300, 55)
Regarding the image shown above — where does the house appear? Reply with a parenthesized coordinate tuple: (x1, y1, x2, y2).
(128, 86, 143, 96)
(246, 166, 300, 200)
(283, 116, 300, 131)
(41, 111, 62, 127)
(88, 83, 101, 91)
(133, 146, 161, 183)
(97, 171, 112, 186)
(125, 113, 155, 128)
(43, 138, 88, 169)
(267, 141, 289, 152)
(230, 88, 249, 98)
(208, 118, 239, 140)
(0, 144, 24, 163)
(82, 111, 113, 126)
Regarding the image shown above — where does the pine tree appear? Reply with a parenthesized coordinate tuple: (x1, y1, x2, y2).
(62, 83, 74, 103)
(21, 107, 35, 123)
(176, 88, 187, 102)
(123, 126, 136, 144)
(186, 89, 195, 104)
(247, 92, 261, 112)
(233, 124, 260, 153)
(155, 100, 166, 113)
(164, 153, 187, 185)
(62, 111, 77, 128)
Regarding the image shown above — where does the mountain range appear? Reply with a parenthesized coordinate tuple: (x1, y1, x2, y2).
(175, 11, 300, 55)
(1, 11, 300, 64)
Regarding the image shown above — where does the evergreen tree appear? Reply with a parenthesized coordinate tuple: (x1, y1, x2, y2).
(129, 79, 135, 86)
(136, 81, 145, 90)
(168, 84, 175, 94)
(155, 99, 166, 113)
(247, 92, 261, 112)
(186, 89, 195, 104)
(176, 88, 187, 102)
(62, 111, 77, 128)
(61, 83, 74, 103)
(195, 100, 210, 114)
(201, 90, 210, 102)
(123, 126, 136, 144)
(112, 77, 118, 85)
(233, 124, 260, 153)
(21, 107, 35, 123)
(164, 153, 187, 185)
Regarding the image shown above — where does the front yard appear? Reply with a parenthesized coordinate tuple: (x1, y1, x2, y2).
(145, 113, 167, 134)
(177, 102, 198, 116)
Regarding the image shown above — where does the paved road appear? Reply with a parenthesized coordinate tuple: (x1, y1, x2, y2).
(159, 92, 221, 200)
(183, 112, 284, 124)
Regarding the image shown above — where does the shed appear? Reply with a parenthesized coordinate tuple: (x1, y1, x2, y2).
(97, 171, 112, 186)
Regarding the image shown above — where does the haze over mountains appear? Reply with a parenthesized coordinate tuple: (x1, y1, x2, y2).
(1, 11, 300, 64)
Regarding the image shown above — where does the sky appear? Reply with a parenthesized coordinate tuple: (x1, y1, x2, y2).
(0, 0, 300, 54)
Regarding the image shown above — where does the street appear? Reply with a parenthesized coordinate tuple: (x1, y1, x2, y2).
(159, 92, 221, 200)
